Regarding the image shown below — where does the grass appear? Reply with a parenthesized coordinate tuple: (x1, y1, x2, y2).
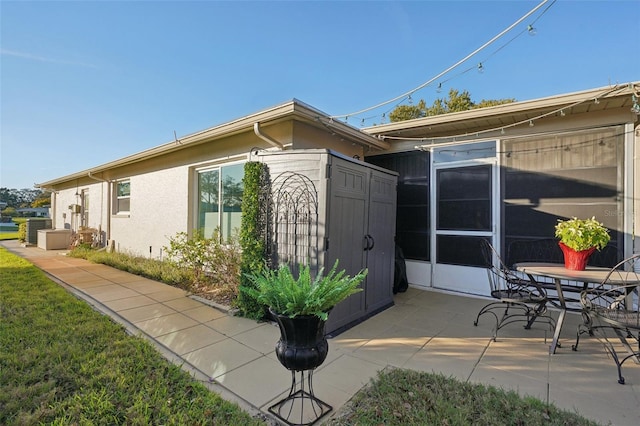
(0, 232, 19, 240)
(68, 246, 239, 306)
(330, 367, 599, 426)
(0, 247, 264, 425)
(67, 246, 194, 290)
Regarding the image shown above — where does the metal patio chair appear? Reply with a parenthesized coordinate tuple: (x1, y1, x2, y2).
(474, 240, 555, 340)
(572, 254, 640, 384)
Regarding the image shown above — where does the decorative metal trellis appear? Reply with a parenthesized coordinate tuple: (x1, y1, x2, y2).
(267, 171, 319, 276)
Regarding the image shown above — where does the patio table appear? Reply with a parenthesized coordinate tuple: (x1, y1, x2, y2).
(514, 263, 626, 354)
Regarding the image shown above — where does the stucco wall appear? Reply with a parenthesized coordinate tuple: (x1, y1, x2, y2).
(52, 181, 107, 232)
(635, 124, 640, 255)
(110, 165, 189, 258)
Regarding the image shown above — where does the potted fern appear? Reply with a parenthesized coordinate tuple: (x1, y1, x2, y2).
(243, 260, 365, 371)
(555, 216, 610, 270)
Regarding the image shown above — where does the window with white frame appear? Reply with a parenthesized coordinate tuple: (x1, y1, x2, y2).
(115, 180, 130, 214)
(197, 163, 244, 240)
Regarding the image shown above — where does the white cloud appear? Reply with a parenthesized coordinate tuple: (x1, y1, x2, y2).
(0, 48, 97, 68)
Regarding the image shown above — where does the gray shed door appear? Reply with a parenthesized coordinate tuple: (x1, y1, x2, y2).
(326, 159, 368, 329)
(326, 156, 397, 333)
(366, 169, 397, 313)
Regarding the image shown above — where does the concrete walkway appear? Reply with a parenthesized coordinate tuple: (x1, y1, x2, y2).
(3, 240, 639, 425)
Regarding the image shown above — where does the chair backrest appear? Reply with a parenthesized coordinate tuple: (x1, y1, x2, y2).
(481, 240, 501, 294)
(603, 254, 640, 311)
(481, 240, 521, 294)
(583, 254, 640, 327)
(506, 238, 562, 268)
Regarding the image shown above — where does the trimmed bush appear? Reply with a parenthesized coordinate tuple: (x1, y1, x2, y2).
(237, 161, 271, 319)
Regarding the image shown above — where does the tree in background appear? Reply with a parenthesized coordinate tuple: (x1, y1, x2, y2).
(388, 89, 515, 122)
(32, 191, 51, 208)
(0, 188, 47, 208)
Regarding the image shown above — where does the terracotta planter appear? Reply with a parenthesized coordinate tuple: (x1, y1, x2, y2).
(559, 242, 596, 271)
(270, 309, 329, 371)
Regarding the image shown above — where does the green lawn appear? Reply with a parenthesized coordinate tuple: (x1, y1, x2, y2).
(330, 367, 598, 426)
(0, 247, 264, 425)
(0, 232, 19, 240)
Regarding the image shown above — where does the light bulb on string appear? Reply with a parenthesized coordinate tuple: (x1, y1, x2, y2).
(527, 24, 537, 36)
(631, 94, 640, 115)
(560, 109, 566, 117)
(529, 120, 534, 127)
(436, 83, 442, 93)
(477, 62, 484, 73)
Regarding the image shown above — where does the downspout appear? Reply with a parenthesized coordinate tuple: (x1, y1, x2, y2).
(87, 171, 111, 242)
(254, 122, 283, 149)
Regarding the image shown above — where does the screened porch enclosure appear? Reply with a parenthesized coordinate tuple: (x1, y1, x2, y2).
(366, 125, 628, 293)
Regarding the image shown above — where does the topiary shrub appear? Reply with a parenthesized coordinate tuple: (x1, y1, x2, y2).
(17, 223, 26, 242)
(236, 161, 271, 319)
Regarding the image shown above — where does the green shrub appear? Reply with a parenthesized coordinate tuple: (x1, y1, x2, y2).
(163, 228, 241, 296)
(164, 230, 213, 285)
(237, 161, 271, 319)
(17, 222, 26, 242)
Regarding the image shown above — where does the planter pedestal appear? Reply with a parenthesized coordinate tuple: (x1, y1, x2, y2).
(268, 310, 332, 426)
(268, 370, 331, 426)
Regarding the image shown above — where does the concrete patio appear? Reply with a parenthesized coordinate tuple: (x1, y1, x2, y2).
(3, 239, 639, 425)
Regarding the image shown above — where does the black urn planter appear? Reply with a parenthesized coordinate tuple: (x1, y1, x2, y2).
(268, 309, 332, 426)
(271, 309, 329, 371)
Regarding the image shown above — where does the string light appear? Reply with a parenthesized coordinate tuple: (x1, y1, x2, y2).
(527, 24, 537, 36)
(631, 94, 640, 115)
(422, 129, 631, 158)
(477, 62, 485, 73)
(329, 0, 554, 121)
(436, 83, 443, 93)
(377, 84, 626, 145)
(560, 109, 566, 117)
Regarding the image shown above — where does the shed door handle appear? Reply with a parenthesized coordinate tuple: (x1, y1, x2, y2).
(363, 235, 375, 251)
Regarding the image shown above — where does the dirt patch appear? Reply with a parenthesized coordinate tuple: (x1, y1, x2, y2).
(190, 283, 237, 309)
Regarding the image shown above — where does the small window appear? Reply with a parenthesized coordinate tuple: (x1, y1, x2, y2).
(115, 180, 130, 214)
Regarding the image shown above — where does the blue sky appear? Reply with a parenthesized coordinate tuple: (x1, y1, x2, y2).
(1, 0, 638, 190)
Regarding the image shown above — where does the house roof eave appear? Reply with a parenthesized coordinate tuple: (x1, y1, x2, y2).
(363, 82, 639, 139)
(37, 99, 388, 188)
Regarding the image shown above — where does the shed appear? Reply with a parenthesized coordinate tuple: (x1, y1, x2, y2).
(258, 149, 398, 335)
